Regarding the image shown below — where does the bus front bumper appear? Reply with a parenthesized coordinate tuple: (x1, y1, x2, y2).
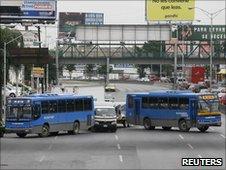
(196, 116, 221, 126)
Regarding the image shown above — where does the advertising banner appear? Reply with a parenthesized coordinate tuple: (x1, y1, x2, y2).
(21, 0, 56, 20)
(146, 0, 195, 21)
(59, 12, 104, 39)
(178, 25, 226, 41)
(0, 0, 56, 23)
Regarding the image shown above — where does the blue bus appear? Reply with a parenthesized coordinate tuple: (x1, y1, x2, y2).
(5, 94, 94, 137)
(126, 91, 221, 132)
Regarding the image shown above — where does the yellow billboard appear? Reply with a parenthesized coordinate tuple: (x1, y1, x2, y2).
(146, 0, 195, 21)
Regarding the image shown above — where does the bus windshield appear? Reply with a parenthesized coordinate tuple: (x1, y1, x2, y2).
(95, 108, 115, 116)
(7, 106, 32, 119)
(198, 99, 219, 112)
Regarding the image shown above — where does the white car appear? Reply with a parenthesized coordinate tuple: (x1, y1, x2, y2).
(1, 86, 17, 97)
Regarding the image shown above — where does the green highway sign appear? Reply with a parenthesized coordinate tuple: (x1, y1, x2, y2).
(178, 25, 226, 41)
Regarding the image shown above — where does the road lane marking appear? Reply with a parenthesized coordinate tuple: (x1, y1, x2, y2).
(54, 136, 58, 140)
(220, 134, 226, 139)
(179, 134, 184, 140)
(115, 135, 119, 140)
(198, 155, 202, 158)
(119, 155, 123, 162)
(210, 127, 215, 131)
(117, 144, 121, 150)
(187, 143, 194, 150)
(39, 155, 45, 162)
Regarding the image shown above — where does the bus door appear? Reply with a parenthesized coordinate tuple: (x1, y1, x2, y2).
(133, 98, 141, 125)
(189, 99, 197, 121)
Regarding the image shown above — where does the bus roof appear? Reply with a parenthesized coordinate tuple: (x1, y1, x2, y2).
(127, 90, 199, 97)
(8, 93, 93, 101)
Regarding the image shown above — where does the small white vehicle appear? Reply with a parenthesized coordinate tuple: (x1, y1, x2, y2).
(93, 104, 117, 132)
(1, 85, 17, 97)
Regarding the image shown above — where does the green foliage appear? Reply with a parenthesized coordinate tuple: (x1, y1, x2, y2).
(84, 64, 94, 79)
(136, 64, 146, 78)
(66, 64, 75, 80)
(97, 65, 113, 75)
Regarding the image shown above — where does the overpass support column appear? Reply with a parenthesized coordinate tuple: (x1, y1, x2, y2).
(160, 64, 162, 77)
(173, 42, 178, 90)
(106, 57, 110, 85)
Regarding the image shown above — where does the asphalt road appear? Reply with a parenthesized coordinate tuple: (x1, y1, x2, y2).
(1, 83, 225, 169)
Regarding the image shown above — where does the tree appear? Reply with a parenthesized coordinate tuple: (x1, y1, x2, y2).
(65, 64, 75, 80)
(84, 64, 94, 80)
(0, 27, 23, 118)
(136, 64, 146, 78)
(97, 64, 113, 75)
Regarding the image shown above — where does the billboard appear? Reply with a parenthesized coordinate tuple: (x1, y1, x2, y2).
(21, 0, 56, 20)
(0, 0, 56, 23)
(146, 0, 195, 21)
(59, 12, 104, 39)
(178, 25, 226, 41)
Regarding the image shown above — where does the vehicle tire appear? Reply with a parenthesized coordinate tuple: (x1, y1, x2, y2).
(122, 120, 127, 128)
(162, 126, 172, 131)
(178, 119, 190, 132)
(16, 132, 27, 138)
(68, 122, 80, 135)
(198, 125, 209, 132)
(9, 93, 16, 98)
(39, 124, 50, 137)
(143, 118, 155, 130)
(0, 131, 4, 138)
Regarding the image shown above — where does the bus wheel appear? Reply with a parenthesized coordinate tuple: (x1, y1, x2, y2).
(144, 118, 155, 130)
(162, 126, 172, 131)
(198, 126, 209, 132)
(16, 133, 27, 138)
(39, 124, 50, 137)
(178, 120, 190, 132)
(68, 122, 80, 135)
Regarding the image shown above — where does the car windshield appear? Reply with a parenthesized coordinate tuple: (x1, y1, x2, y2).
(95, 108, 115, 116)
(6, 106, 32, 119)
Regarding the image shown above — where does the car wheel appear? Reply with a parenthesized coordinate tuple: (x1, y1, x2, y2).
(39, 124, 50, 137)
(178, 120, 190, 132)
(143, 118, 155, 130)
(9, 93, 16, 97)
(68, 122, 80, 135)
(198, 125, 209, 132)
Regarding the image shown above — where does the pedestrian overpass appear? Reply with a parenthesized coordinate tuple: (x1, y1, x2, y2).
(57, 25, 225, 65)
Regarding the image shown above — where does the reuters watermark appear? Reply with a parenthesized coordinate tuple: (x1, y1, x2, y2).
(181, 158, 223, 167)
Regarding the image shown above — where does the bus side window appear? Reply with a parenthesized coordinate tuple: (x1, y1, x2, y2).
(83, 98, 92, 111)
(67, 99, 75, 112)
(75, 99, 83, 111)
(58, 100, 66, 113)
(149, 97, 158, 109)
(49, 100, 57, 113)
(179, 98, 189, 110)
(169, 97, 178, 109)
(158, 97, 168, 109)
(142, 97, 149, 108)
(41, 101, 49, 114)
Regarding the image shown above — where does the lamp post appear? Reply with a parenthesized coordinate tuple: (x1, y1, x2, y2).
(3, 34, 23, 122)
(188, 7, 226, 90)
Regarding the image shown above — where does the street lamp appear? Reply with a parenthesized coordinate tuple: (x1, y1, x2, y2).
(3, 34, 23, 122)
(188, 7, 226, 90)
